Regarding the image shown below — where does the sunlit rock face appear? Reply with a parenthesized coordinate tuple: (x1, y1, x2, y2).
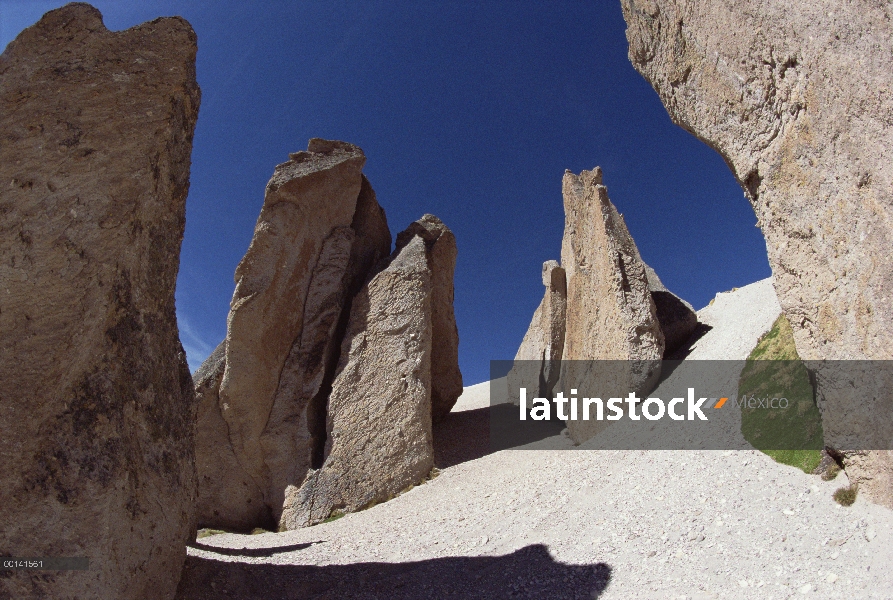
(195, 140, 392, 529)
(622, 0, 893, 506)
(560, 167, 664, 444)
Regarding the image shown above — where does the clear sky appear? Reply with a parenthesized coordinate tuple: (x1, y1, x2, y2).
(1, 1, 771, 385)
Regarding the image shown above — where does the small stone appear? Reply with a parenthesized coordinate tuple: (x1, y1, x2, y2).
(830, 551, 839, 559)
(799, 583, 813, 594)
(783, 509, 795, 516)
(864, 527, 876, 542)
(826, 573, 838, 583)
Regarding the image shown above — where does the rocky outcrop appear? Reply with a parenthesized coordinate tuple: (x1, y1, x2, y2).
(642, 263, 698, 356)
(280, 235, 435, 529)
(509, 261, 567, 400)
(195, 140, 391, 528)
(559, 167, 664, 444)
(0, 4, 200, 599)
(395, 214, 463, 423)
(621, 0, 893, 505)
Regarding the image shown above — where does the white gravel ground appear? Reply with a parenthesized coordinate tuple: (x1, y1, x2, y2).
(177, 278, 893, 599)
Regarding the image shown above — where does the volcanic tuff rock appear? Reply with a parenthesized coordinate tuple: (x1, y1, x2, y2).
(394, 214, 463, 423)
(621, 0, 893, 506)
(642, 263, 698, 356)
(195, 140, 391, 529)
(0, 4, 200, 599)
(509, 260, 567, 400)
(560, 167, 664, 444)
(280, 235, 435, 529)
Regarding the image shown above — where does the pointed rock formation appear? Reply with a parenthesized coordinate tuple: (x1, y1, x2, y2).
(622, 0, 893, 506)
(509, 260, 567, 400)
(195, 140, 391, 529)
(394, 214, 463, 423)
(0, 5, 200, 598)
(559, 167, 663, 444)
(280, 235, 435, 529)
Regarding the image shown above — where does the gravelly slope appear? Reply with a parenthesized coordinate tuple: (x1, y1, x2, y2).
(178, 278, 893, 600)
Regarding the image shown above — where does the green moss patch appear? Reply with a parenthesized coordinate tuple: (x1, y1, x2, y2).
(738, 315, 823, 472)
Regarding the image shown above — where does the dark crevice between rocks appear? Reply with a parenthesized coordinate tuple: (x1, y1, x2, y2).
(304, 189, 392, 473)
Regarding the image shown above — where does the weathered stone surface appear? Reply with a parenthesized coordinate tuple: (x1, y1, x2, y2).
(559, 167, 663, 444)
(196, 140, 393, 526)
(280, 236, 434, 529)
(642, 262, 698, 356)
(215, 140, 365, 517)
(509, 260, 567, 400)
(622, 0, 893, 505)
(0, 4, 199, 598)
(195, 342, 269, 531)
(395, 214, 462, 423)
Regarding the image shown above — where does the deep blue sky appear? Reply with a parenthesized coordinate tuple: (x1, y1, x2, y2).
(2, 1, 771, 384)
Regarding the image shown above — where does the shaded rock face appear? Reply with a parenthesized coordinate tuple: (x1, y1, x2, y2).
(195, 141, 391, 528)
(509, 261, 567, 400)
(280, 236, 435, 529)
(394, 214, 463, 423)
(559, 167, 664, 444)
(194, 343, 270, 531)
(622, 0, 893, 505)
(0, 4, 200, 599)
(642, 264, 698, 356)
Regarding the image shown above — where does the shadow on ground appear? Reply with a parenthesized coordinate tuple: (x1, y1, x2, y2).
(176, 543, 611, 599)
(433, 405, 493, 469)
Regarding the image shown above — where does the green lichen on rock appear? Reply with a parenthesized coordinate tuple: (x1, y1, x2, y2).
(738, 315, 823, 473)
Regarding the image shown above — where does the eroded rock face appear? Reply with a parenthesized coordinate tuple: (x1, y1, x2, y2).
(509, 260, 567, 400)
(0, 4, 200, 598)
(395, 215, 462, 423)
(560, 167, 664, 444)
(195, 140, 392, 527)
(622, 0, 893, 505)
(280, 236, 435, 529)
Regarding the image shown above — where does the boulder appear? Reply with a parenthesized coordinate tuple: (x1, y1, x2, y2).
(195, 140, 391, 527)
(622, 0, 893, 506)
(0, 4, 200, 598)
(280, 235, 435, 529)
(642, 263, 698, 356)
(395, 215, 463, 422)
(509, 260, 567, 400)
(559, 167, 664, 443)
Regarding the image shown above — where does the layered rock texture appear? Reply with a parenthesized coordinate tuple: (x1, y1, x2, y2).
(195, 142, 460, 530)
(622, 0, 893, 506)
(509, 261, 567, 400)
(559, 167, 664, 444)
(0, 4, 200, 599)
(280, 236, 435, 529)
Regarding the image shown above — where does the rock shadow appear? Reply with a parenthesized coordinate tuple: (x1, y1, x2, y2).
(176, 543, 611, 599)
(433, 406, 493, 469)
(664, 322, 714, 362)
(189, 540, 318, 558)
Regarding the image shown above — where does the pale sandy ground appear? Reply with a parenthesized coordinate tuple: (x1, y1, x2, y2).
(177, 278, 893, 599)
